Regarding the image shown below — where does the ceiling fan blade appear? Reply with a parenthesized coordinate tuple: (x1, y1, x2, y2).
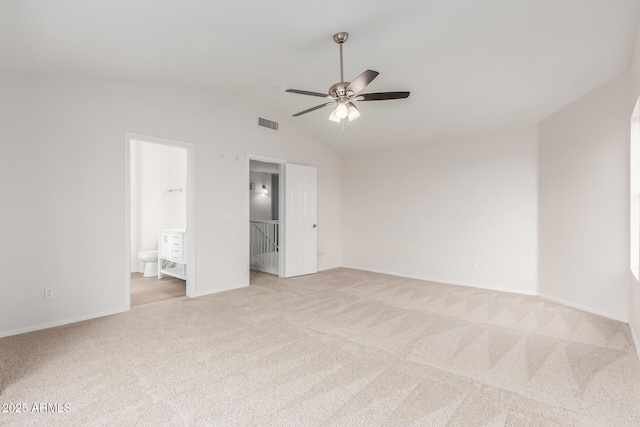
(286, 89, 331, 98)
(356, 91, 410, 101)
(293, 102, 334, 117)
(346, 70, 379, 95)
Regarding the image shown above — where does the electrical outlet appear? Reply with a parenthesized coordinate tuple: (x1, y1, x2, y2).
(470, 262, 477, 270)
(229, 263, 234, 271)
(44, 287, 54, 299)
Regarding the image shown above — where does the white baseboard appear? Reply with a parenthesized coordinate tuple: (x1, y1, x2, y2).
(341, 265, 634, 324)
(537, 293, 627, 323)
(0, 308, 125, 339)
(341, 265, 537, 296)
(338, 265, 640, 360)
(1, 283, 250, 338)
(195, 282, 248, 297)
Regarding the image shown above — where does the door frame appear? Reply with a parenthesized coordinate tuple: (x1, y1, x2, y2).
(247, 154, 286, 278)
(123, 132, 196, 310)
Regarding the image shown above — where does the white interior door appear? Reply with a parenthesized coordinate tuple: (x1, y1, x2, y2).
(284, 163, 317, 277)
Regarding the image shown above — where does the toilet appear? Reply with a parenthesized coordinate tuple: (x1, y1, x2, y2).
(138, 250, 158, 277)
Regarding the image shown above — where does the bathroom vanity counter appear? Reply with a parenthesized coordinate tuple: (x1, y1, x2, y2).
(158, 229, 186, 280)
(160, 228, 186, 234)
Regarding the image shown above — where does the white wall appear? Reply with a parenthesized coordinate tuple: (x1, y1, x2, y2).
(4, 58, 638, 340)
(165, 144, 187, 230)
(0, 74, 341, 337)
(341, 126, 538, 294)
(249, 171, 274, 221)
(629, 19, 640, 351)
(539, 72, 631, 321)
(130, 141, 187, 273)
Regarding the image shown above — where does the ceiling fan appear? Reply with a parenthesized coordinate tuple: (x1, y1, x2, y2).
(286, 32, 410, 123)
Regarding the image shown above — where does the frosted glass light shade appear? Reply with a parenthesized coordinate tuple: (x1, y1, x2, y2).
(347, 103, 360, 121)
(335, 102, 348, 119)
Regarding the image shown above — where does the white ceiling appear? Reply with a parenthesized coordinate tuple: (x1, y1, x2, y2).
(2, 0, 639, 152)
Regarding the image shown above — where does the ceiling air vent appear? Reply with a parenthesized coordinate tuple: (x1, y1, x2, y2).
(258, 117, 279, 131)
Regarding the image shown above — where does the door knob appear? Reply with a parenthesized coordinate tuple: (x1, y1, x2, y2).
(312, 224, 317, 228)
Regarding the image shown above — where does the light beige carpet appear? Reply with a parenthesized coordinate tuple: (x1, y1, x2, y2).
(1, 268, 639, 426)
(130, 273, 186, 307)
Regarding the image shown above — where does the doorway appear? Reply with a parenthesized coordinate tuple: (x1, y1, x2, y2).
(247, 156, 319, 280)
(249, 157, 285, 277)
(124, 132, 196, 310)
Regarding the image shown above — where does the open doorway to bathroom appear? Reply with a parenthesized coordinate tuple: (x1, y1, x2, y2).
(124, 132, 196, 310)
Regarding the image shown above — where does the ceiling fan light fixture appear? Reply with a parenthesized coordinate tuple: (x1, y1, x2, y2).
(335, 102, 349, 119)
(286, 31, 410, 124)
(347, 102, 360, 121)
(328, 109, 341, 123)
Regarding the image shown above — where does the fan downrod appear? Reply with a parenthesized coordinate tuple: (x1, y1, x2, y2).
(332, 32, 350, 95)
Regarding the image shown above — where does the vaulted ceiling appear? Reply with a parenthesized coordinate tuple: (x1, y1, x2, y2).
(2, 0, 639, 152)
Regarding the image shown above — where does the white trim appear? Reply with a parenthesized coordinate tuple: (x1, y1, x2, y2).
(318, 265, 340, 272)
(538, 293, 628, 323)
(247, 154, 286, 278)
(186, 144, 196, 296)
(0, 309, 125, 339)
(631, 321, 640, 361)
(343, 265, 631, 322)
(194, 282, 247, 298)
(124, 134, 131, 310)
(323, 266, 640, 355)
(341, 265, 537, 296)
(124, 132, 196, 310)
(278, 162, 285, 278)
(247, 154, 287, 164)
